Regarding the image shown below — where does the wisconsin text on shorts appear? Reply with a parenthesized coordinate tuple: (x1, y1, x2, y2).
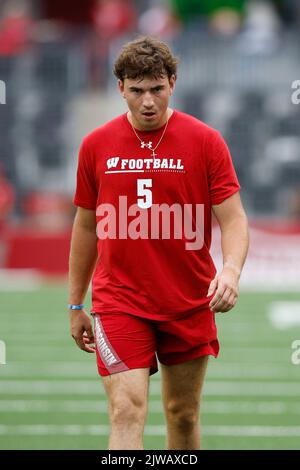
(94, 317, 117, 366)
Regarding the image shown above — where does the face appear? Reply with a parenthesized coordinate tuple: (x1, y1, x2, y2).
(118, 75, 176, 131)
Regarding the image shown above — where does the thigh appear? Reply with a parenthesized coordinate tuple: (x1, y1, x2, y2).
(160, 356, 209, 408)
(102, 367, 151, 410)
(93, 312, 158, 376)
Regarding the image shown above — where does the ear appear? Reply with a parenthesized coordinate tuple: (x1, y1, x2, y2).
(169, 75, 176, 96)
(118, 79, 126, 98)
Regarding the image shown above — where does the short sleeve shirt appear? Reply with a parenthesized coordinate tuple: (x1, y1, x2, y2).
(74, 110, 240, 320)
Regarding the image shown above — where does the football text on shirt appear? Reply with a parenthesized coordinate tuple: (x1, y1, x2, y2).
(105, 156, 185, 173)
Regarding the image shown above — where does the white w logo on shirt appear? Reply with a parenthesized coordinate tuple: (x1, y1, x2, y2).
(107, 157, 120, 169)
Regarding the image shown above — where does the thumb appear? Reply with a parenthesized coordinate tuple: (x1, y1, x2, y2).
(207, 277, 218, 296)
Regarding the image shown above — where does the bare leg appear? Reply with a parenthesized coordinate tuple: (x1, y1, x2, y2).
(102, 367, 150, 450)
(160, 356, 209, 450)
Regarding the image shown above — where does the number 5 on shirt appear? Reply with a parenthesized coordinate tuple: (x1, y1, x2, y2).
(137, 179, 152, 209)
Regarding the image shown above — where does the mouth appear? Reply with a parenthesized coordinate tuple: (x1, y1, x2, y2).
(142, 111, 156, 118)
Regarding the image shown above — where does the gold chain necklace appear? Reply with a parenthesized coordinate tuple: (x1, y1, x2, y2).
(129, 116, 169, 158)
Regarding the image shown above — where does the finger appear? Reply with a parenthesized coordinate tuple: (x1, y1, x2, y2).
(210, 288, 231, 312)
(78, 342, 96, 353)
(83, 336, 95, 344)
(221, 293, 238, 312)
(216, 292, 237, 313)
(209, 285, 227, 310)
(85, 326, 95, 342)
(207, 278, 218, 296)
(73, 335, 96, 353)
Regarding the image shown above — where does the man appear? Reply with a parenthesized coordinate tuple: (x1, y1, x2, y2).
(68, 36, 249, 450)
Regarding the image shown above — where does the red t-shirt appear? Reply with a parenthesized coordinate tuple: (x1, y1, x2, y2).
(74, 110, 240, 320)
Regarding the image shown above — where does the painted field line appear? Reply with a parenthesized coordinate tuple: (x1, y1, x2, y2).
(268, 301, 300, 330)
(0, 269, 42, 291)
(206, 367, 300, 380)
(0, 358, 299, 381)
(1, 380, 300, 396)
(202, 401, 300, 414)
(0, 400, 300, 415)
(0, 400, 160, 413)
(1, 425, 300, 437)
(204, 426, 300, 437)
(3, 346, 289, 356)
(1, 362, 299, 380)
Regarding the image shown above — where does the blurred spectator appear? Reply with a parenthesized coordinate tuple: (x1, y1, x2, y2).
(91, 0, 136, 40)
(22, 192, 74, 232)
(237, 0, 281, 55)
(0, 0, 33, 56)
(171, 0, 246, 34)
(138, 3, 181, 40)
(288, 189, 300, 219)
(272, 0, 300, 25)
(89, 0, 137, 88)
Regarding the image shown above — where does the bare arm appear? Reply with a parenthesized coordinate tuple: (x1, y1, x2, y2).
(208, 192, 249, 313)
(68, 207, 98, 352)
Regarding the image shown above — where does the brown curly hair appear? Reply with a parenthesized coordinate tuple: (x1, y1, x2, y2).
(113, 36, 179, 81)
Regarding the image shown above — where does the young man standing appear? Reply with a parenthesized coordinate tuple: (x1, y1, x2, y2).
(68, 36, 249, 450)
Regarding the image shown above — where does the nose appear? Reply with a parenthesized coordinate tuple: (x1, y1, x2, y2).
(142, 92, 154, 109)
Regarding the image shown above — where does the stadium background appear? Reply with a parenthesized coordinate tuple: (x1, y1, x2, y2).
(1, 0, 300, 450)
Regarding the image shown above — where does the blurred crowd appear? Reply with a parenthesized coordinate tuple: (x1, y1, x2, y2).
(0, 0, 300, 231)
(0, 0, 300, 60)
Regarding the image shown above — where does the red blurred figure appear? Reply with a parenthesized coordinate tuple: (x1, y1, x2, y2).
(23, 191, 73, 232)
(138, 6, 181, 40)
(92, 0, 136, 40)
(89, 0, 137, 88)
(0, 0, 33, 56)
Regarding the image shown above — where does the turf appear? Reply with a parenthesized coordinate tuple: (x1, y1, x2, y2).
(1, 285, 300, 450)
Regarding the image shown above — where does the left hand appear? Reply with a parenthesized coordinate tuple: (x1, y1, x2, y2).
(207, 266, 240, 313)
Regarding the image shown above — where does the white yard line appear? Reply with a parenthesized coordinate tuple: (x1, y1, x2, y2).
(0, 400, 160, 413)
(0, 347, 291, 362)
(1, 362, 299, 379)
(0, 269, 42, 291)
(203, 426, 300, 437)
(0, 400, 299, 415)
(1, 380, 300, 396)
(0, 424, 300, 437)
(268, 301, 300, 329)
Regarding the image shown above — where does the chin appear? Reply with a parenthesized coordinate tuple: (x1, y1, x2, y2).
(143, 115, 161, 126)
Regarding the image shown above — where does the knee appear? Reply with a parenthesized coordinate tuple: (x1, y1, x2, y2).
(109, 394, 147, 427)
(165, 399, 199, 431)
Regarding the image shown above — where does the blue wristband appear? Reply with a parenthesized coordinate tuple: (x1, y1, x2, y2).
(68, 304, 84, 310)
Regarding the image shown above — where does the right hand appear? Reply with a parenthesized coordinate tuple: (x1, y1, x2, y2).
(69, 309, 96, 353)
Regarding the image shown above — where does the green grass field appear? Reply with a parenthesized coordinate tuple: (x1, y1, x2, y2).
(1, 284, 300, 450)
